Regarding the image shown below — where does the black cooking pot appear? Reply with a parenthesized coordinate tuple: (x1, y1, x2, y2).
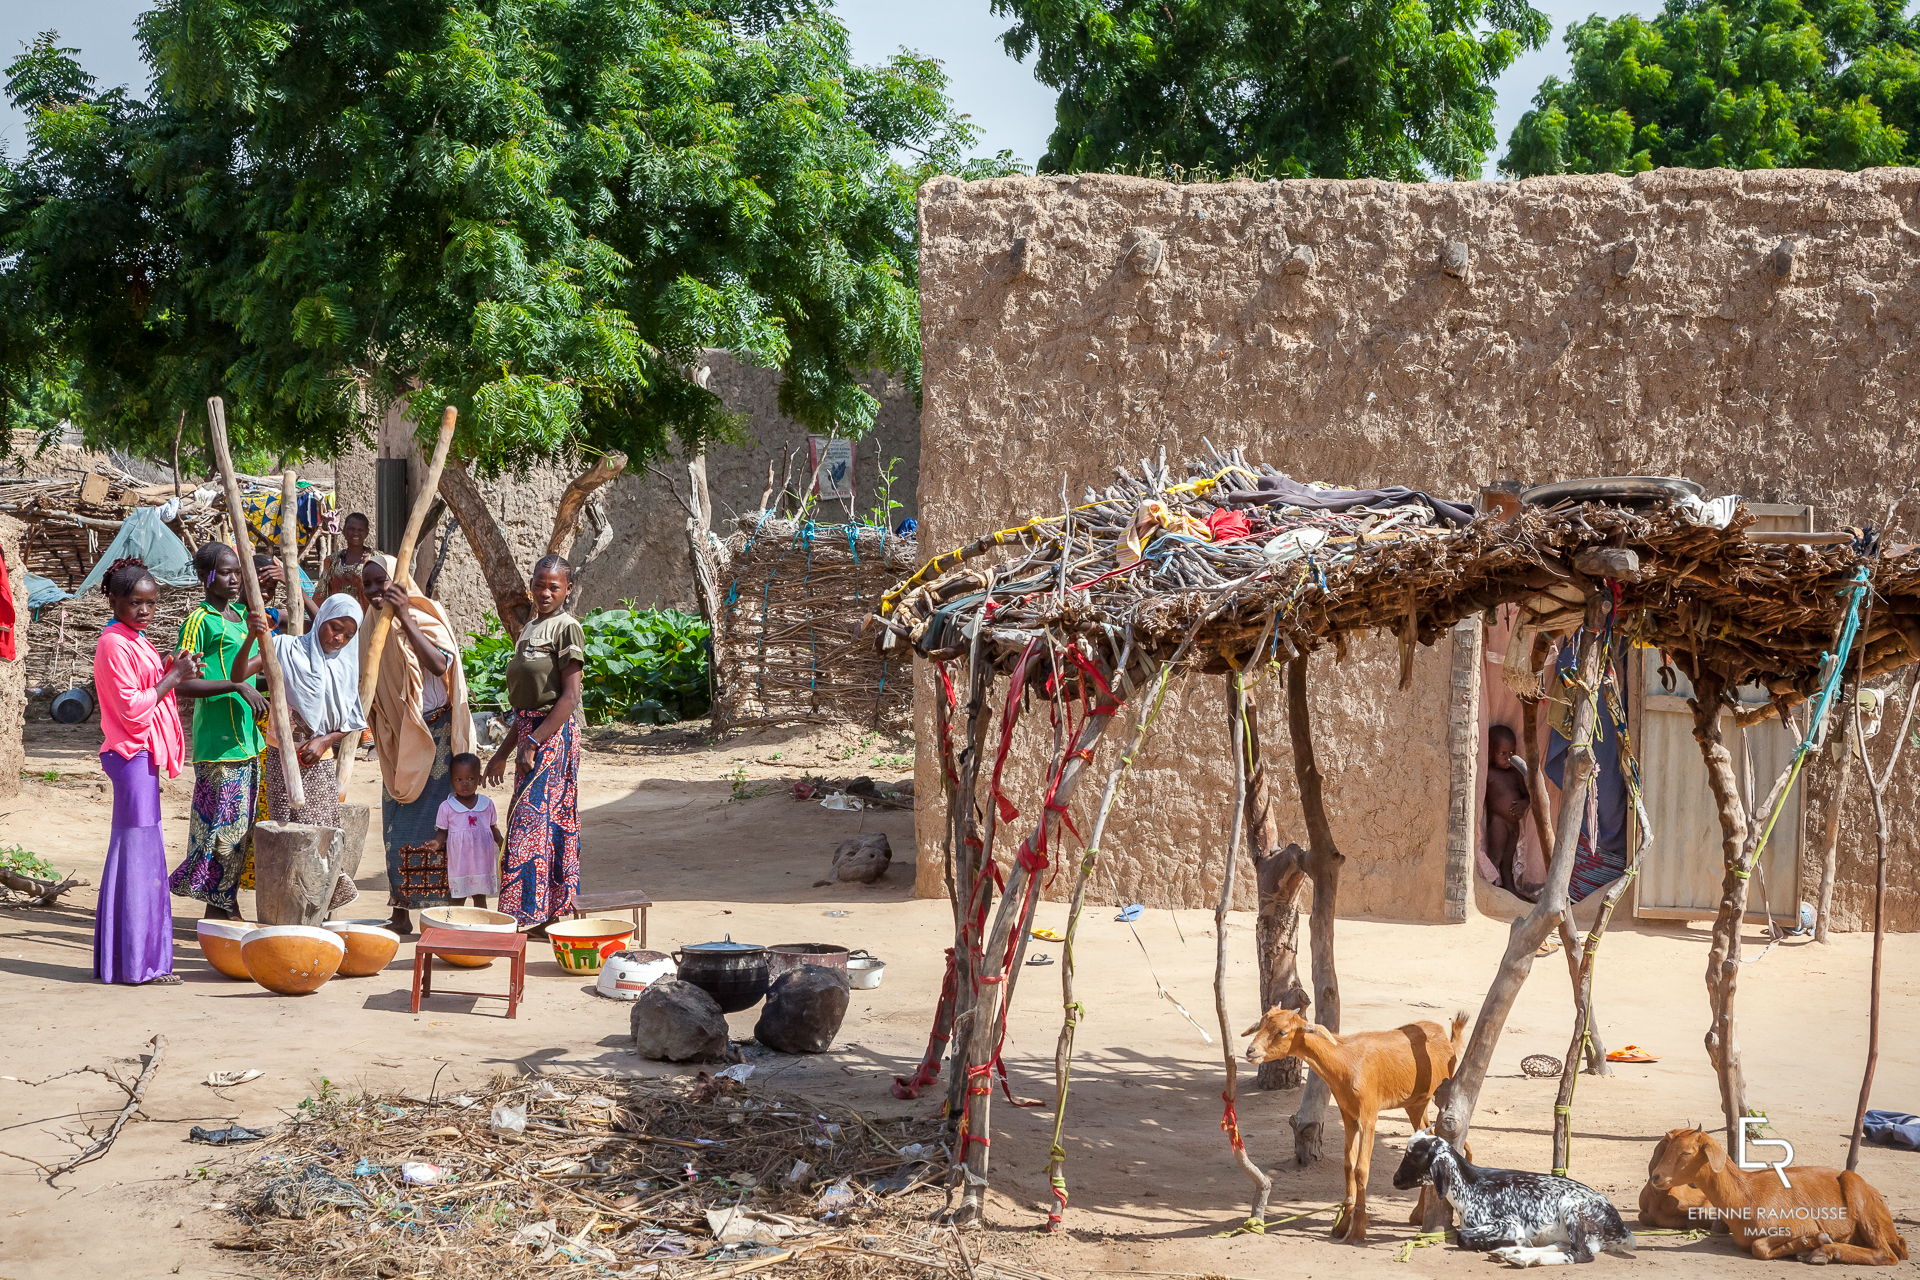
(673, 937, 770, 1013)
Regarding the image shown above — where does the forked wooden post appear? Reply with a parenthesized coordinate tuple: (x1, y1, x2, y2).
(1250, 685, 1310, 1093)
(1285, 653, 1345, 1166)
(206, 396, 303, 809)
(1432, 595, 1608, 1158)
(1217, 674, 1274, 1224)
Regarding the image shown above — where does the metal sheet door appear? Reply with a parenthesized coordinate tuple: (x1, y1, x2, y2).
(1634, 503, 1809, 923)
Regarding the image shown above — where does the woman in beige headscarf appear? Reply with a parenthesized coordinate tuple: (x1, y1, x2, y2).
(360, 556, 473, 934)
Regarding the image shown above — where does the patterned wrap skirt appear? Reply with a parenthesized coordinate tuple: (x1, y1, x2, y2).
(498, 708, 580, 928)
(264, 746, 340, 830)
(384, 705, 458, 909)
(169, 758, 259, 915)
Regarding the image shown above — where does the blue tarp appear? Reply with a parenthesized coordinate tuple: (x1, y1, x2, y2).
(73, 506, 199, 596)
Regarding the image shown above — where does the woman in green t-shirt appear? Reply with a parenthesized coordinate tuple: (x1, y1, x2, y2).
(168, 544, 270, 921)
(486, 555, 585, 935)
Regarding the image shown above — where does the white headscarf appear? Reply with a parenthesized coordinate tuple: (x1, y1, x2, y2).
(273, 594, 368, 736)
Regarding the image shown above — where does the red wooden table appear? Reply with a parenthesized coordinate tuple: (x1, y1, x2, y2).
(411, 926, 528, 1018)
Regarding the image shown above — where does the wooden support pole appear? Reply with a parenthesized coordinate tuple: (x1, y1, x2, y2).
(1552, 684, 1653, 1173)
(1218, 674, 1274, 1224)
(1847, 664, 1919, 1169)
(1286, 653, 1346, 1167)
(952, 705, 1118, 1228)
(340, 406, 456, 799)
(206, 396, 303, 810)
(1517, 696, 1607, 1072)
(1433, 596, 1608, 1155)
(279, 469, 305, 636)
(1693, 670, 1754, 1134)
(1813, 703, 1855, 944)
(1248, 691, 1308, 1091)
(1443, 618, 1482, 924)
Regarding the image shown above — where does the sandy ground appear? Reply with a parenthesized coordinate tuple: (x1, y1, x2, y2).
(1, 718, 1916, 1280)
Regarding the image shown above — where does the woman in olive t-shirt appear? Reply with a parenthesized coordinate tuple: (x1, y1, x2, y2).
(486, 555, 586, 934)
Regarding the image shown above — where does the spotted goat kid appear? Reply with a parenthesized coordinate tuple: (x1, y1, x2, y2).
(1393, 1131, 1637, 1267)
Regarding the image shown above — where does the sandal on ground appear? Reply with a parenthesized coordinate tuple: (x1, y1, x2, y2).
(1606, 1044, 1660, 1063)
(143, 973, 184, 986)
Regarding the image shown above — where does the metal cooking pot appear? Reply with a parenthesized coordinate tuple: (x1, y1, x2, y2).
(673, 936, 770, 1013)
(766, 942, 851, 982)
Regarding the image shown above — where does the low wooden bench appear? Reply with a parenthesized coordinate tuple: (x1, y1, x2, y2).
(571, 891, 653, 948)
(411, 927, 527, 1019)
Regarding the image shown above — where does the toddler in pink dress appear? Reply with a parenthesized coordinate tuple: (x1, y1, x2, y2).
(435, 753, 503, 905)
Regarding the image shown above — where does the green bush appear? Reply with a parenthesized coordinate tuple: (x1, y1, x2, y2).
(462, 605, 710, 725)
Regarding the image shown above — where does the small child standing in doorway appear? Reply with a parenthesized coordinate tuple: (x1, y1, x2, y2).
(435, 753, 502, 909)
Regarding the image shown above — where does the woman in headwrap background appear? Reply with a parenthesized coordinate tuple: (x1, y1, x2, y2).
(262, 593, 365, 831)
(361, 556, 472, 935)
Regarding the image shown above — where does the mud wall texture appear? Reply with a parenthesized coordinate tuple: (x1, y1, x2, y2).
(0, 515, 27, 796)
(912, 169, 1920, 929)
(337, 355, 920, 636)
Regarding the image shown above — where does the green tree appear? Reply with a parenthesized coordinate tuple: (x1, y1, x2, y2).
(1, 2, 992, 471)
(994, 0, 1551, 179)
(1503, 0, 1920, 176)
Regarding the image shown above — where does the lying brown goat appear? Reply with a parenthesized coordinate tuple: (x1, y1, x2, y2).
(1646, 1128, 1909, 1265)
(1243, 1007, 1466, 1244)
(1638, 1129, 1715, 1229)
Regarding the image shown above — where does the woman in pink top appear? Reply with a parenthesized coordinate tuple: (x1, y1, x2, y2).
(92, 558, 199, 985)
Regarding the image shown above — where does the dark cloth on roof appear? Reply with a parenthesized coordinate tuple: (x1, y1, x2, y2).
(1221, 473, 1475, 526)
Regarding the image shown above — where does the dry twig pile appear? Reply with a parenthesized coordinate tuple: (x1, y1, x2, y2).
(215, 1072, 1057, 1280)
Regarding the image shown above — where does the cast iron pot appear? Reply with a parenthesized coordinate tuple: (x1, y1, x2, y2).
(673, 937, 770, 1013)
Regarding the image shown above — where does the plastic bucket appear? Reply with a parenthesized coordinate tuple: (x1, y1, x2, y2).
(546, 917, 635, 974)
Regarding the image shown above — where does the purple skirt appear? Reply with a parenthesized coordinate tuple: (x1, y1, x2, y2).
(96, 751, 175, 984)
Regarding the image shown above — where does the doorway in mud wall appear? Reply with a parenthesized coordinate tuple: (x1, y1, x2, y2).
(1471, 503, 1809, 924)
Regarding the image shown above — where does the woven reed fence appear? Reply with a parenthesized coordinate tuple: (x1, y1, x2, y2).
(712, 515, 916, 732)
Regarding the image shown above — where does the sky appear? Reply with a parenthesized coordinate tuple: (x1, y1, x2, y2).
(1, 0, 1643, 176)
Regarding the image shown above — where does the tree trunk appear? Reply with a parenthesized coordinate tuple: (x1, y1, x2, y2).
(440, 459, 533, 637)
(1520, 696, 1609, 1072)
(1434, 597, 1608, 1160)
(547, 451, 628, 556)
(1285, 655, 1346, 1166)
(683, 454, 729, 724)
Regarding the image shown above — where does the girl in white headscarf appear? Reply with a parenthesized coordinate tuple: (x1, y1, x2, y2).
(262, 593, 366, 831)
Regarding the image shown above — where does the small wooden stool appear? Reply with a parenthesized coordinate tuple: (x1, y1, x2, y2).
(411, 927, 528, 1018)
(571, 890, 653, 948)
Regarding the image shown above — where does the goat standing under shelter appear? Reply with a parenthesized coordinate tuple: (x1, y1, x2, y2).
(1243, 1007, 1466, 1244)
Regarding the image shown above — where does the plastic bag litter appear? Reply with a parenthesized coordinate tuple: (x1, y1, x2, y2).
(815, 1179, 857, 1217)
(531, 1080, 565, 1101)
(188, 1124, 270, 1145)
(204, 1069, 263, 1088)
(715, 1064, 754, 1083)
(490, 1103, 527, 1134)
(785, 1158, 812, 1185)
(400, 1161, 446, 1185)
(820, 794, 864, 811)
(513, 1218, 617, 1265)
(867, 1162, 933, 1196)
(706, 1207, 811, 1246)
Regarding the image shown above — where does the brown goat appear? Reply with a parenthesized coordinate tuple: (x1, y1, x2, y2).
(1646, 1128, 1909, 1265)
(1638, 1129, 1716, 1229)
(1242, 1007, 1466, 1244)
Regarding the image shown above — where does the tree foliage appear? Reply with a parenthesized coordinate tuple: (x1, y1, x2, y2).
(1504, 0, 1920, 175)
(993, 0, 1551, 179)
(2, 2, 996, 470)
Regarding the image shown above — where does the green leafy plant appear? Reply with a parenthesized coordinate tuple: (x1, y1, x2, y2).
(1503, 0, 1920, 176)
(0, 845, 62, 880)
(463, 605, 711, 726)
(863, 456, 905, 530)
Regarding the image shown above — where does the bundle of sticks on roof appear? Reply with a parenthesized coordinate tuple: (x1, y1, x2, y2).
(0, 463, 225, 586)
(875, 446, 1920, 720)
(712, 514, 918, 732)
